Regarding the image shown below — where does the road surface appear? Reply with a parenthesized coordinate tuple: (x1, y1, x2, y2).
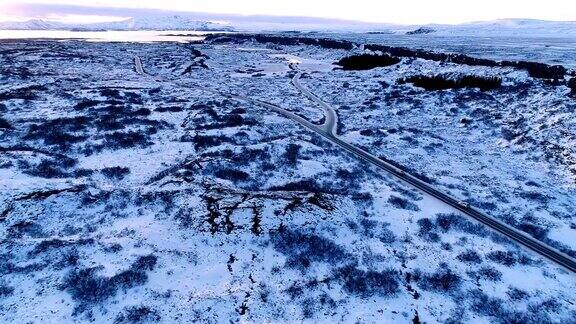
(290, 64, 338, 136)
(133, 56, 576, 274)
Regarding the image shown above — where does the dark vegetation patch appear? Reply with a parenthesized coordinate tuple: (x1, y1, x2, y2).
(417, 218, 440, 242)
(101, 166, 131, 180)
(334, 265, 399, 297)
(189, 134, 234, 150)
(22, 96, 169, 154)
(214, 168, 250, 182)
(388, 195, 420, 211)
(435, 213, 490, 237)
(283, 143, 301, 166)
(399, 75, 502, 91)
(456, 250, 483, 264)
(61, 254, 157, 313)
(465, 289, 558, 323)
(569, 78, 576, 96)
(507, 287, 529, 301)
(74, 99, 100, 110)
(270, 229, 349, 270)
(30, 238, 94, 256)
(205, 33, 354, 50)
(517, 222, 549, 240)
(115, 306, 161, 323)
(21, 157, 77, 179)
(269, 178, 356, 195)
(7, 220, 44, 239)
(467, 266, 502, 282)
(103, 131, 154, 150)
(0, 117, 12, 129)
(336, 54, 401, 71)
(0, 260, 47, 275)
(359, 219, 396, 243)
(24, 116, 90, 148)
(406, 27, 435, 35)
(0, 282, 14, 298)
(155, 105, 183, 113)
(0, 85, 47, 101)
(486, 251, 518, 267)
(502, 60, 566, 79)
(416, 265, 462, 293)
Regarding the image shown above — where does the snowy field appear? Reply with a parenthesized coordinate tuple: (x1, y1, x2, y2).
(0, 34, 575, 323)
(329, 33, 576, 69)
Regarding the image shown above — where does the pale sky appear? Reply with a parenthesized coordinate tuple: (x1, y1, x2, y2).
(1, 0, 575, 25)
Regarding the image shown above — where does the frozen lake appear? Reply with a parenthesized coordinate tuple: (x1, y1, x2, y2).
(0, 30, 218, 42)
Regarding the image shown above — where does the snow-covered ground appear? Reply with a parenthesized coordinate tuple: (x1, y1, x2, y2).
(0, 36, 575, 323)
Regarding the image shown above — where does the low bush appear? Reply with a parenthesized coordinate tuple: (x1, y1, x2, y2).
(388, 195, 420, 211)
(468, 289, 506, 318)
(457, 250, 483, 264)
(62, 254, 157, 311)
(214, 168, 250, 182)
(486, 250, 517, 266)
(283, 143, 301, 166)
(435, 213, 490, 237)
(23, 159, 72, 178)
(399, 74, 502, 91)
(0, 117, 12, 129)
(507, 287, 529, 301)
(100, 88, 121, 99)
(569, 78, 576, 95)
(417, 218, 440, 242)
(503, 60, 566, 79)
(133, 108, 151, 116)
(74, 99, 99, 110)
(335, 265, 399, 297)
(474, 266, 502, 282)
(103, 131, 152, 150)
(0, 85, 47, 101)
(0, 282, 14, 298)
(271, 229, 349, 270)
(155, 106, 183, 113)
(518, 222, 548, 240)
(62, 267, 117, 304)
(25, 116, 90, 148)
(131, 255, 158, 271)
(30, 238, 93, 256)
(115, 306, 161, 323)
(101, 166, 131, 180)
(191, 134, 231, 150)
(336, 54, 401, 71)
(418, 265, 462, 293)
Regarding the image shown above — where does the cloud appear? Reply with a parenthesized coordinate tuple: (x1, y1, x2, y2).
(2, 1, 575, 25)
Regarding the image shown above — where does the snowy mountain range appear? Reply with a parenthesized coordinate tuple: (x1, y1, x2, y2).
(0, 16, 234, 31)
(0, 16, 575, 37)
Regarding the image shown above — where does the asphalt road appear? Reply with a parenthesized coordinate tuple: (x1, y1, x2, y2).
(290, 64, 338, 136)
(134, 56, 576, 274)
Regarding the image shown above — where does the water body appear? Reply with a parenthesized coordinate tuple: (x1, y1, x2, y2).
(0, 30, 218, 42)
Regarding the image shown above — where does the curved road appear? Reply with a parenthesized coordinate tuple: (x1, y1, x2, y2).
(290, 64, 338, 136)
(134, 56, 576, 274)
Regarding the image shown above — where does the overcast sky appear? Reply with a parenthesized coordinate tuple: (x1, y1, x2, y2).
(1, 0, 575, 24)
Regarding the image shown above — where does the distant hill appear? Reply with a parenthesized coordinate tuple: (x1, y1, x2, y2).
(1, 16, 575, 37)
(397, 19, 576, 37)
